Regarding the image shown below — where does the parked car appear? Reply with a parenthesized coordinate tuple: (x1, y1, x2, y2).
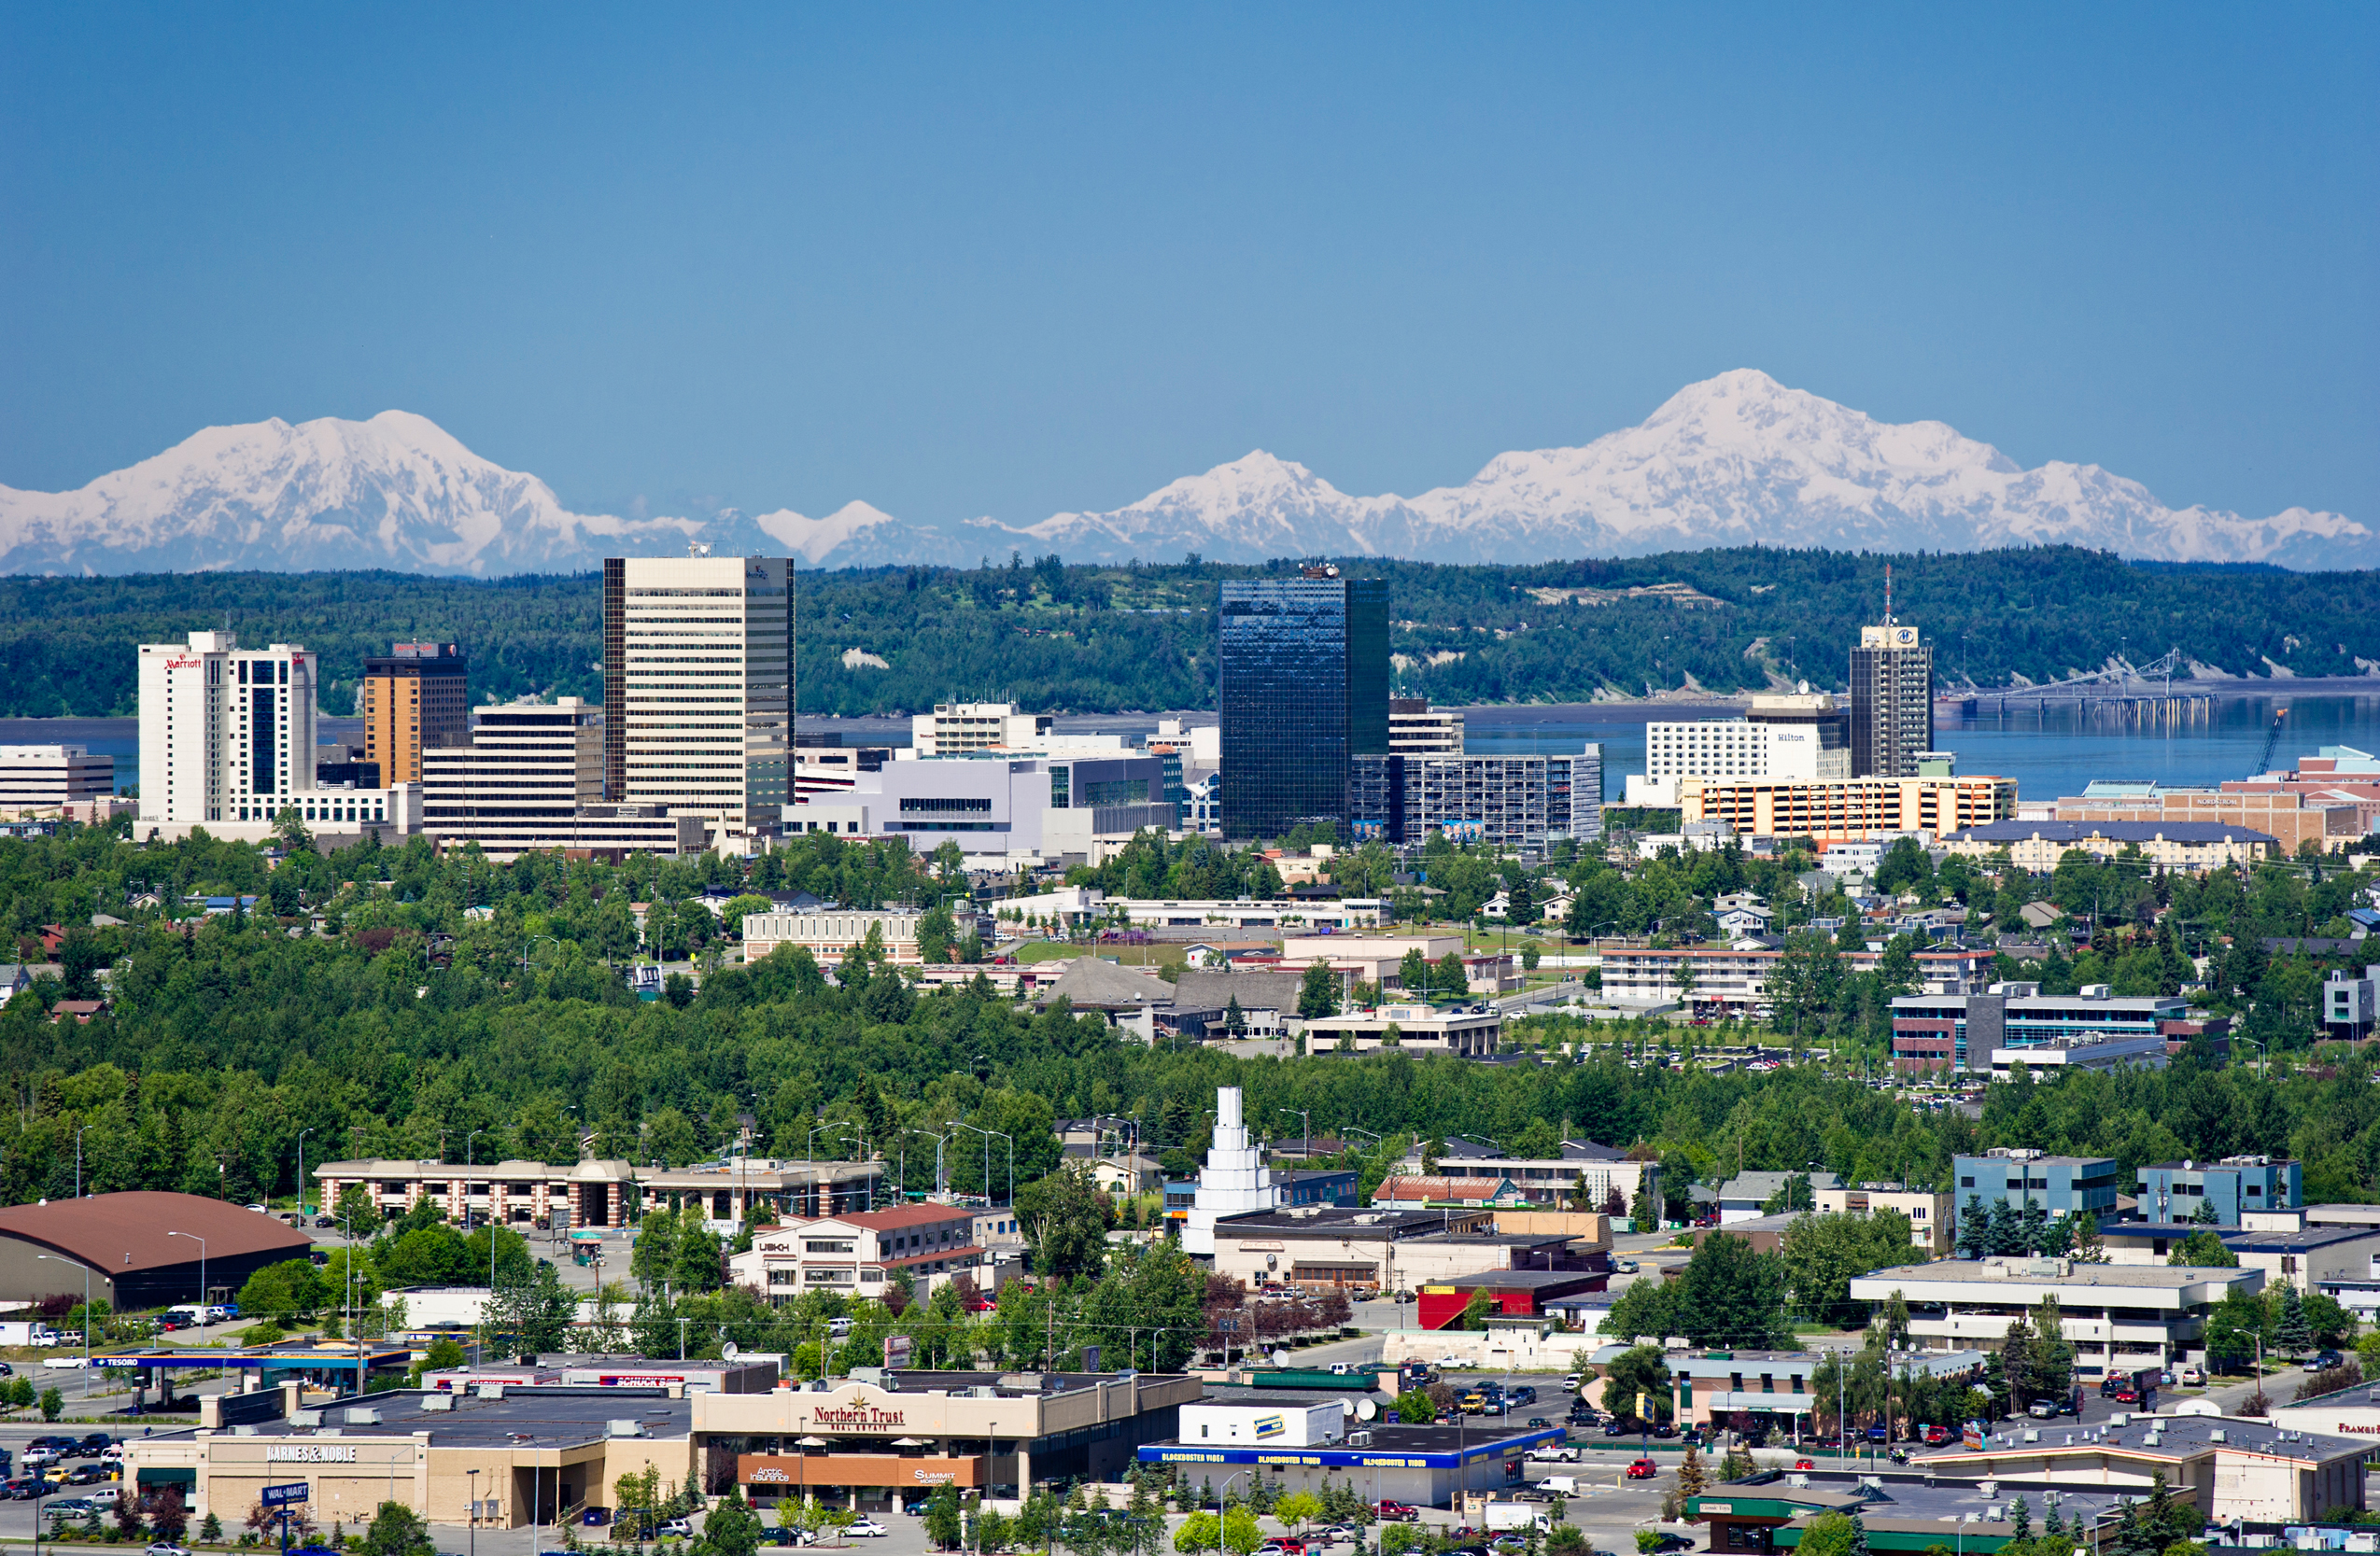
(1533, 1445, 1581, 1463)
(76, 1435, 112, 1456)
(43, 1498, 101, 1521)
(1651, 1422, 1677, 1439)
(1255, 1541, 1306, 1556)
(1626, 1459, 1659, 1479)
(2178, 1365, 2204, 1384)
(2028, 1400, 2057, 1419)
(1312, 1526, 1359, 1545)
(63, 1465, 116, 1487)
(1922, 1424, 1951, 1446)
(147, 1543, 191, 1556)
(5, 1479, 55, 1500)
(845, 1521, 888, 1539)
(1374, 1502, 1418, 1522)
(2316, 1350, 2345, 1372)
(2112, 1387, 2139, 1405)
(314, 1214, 335, 1228)
(1791, 1460, 1815, 1472)
(657, 1520, 695, 1539)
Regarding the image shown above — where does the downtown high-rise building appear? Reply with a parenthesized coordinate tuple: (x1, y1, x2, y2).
(602, 552, 794, 842)
(1217, 566, 1389, 839)
(1850, 619, 1935, 778)
(360, 641, 469, 786)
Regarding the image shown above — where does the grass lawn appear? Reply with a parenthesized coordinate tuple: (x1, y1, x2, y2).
(1011, 940, 1190, 973)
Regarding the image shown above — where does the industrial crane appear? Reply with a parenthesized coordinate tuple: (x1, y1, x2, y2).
(2251, 705, 2289, 778)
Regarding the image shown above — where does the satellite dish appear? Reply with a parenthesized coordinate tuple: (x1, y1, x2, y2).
(723, 1341, 740, 1360)
(1337, 1396, 1359, 1416)
(1271, 1348, 1289, 1367)
(1357, 1399, 1379, 1422)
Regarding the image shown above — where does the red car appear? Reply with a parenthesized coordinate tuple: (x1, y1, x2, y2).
(2114, 1388, 2139, 1405)
(1922, 1425, 1951, 1447)
(1375, 1503, 1418, 1522)
(1792, 1459, 1815, 1471)
(1627, 1459, 1658, 1479)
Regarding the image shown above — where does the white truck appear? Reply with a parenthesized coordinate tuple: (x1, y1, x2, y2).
(1484, 1504, 1550, 1533)
(0, 1321, 63, 1347)
(1535, 1477, 1580, 1499)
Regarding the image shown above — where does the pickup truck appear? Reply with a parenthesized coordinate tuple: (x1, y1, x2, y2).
(1374, 1503, 1419, 1522)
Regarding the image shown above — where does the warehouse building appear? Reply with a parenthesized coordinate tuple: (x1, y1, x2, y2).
(1914, 1410, 2366, 1525)
(0, 1192, 313, 1311)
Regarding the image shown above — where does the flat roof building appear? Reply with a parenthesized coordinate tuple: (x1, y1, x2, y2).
(1940, 819, 2278, 873)
(361, 642, 468, 788)
(1847, 1255, 2262, 1374)
(1894, 985, 2194, 1074)
(2135, 1156, 2302, 1227)
(0, 744, 115, 815)
(1139, 1419, 1559, 1509)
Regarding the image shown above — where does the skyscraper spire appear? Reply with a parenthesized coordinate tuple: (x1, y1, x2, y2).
(1884, 562, 1894, 626)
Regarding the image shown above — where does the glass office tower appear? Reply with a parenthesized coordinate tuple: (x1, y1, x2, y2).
(1218, 568, 1389, 839)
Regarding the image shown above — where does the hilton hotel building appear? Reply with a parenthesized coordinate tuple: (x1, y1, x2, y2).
(604, 553, 794, 846)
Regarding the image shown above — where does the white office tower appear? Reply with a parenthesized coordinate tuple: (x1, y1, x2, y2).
(602, 552, 794, 845)
(136, 631, 419, 841)
(1182, 1086, 1280, 1255)
(1627, 691, 1852, 806)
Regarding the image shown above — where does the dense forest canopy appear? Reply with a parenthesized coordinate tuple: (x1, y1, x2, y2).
(2, 547, 2373, 717)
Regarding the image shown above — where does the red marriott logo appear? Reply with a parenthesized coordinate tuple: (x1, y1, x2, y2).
(809, 1403, 907, 1428)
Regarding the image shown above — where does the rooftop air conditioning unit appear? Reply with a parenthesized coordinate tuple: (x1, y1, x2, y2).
(291, 1410, 322, 1427)
(2210, 1430, 2226, 1443)
(476, 1383, 505, 1399)
(421, 1395, 455, 1412)
(345, 1409, 381, 1425)
(232, 1425, 258, 1437)
(609, 1420, 644, 1437)
(1787, 1476, 1809, 1489)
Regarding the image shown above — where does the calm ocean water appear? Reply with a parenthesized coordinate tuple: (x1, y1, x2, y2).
(14, 694, 2380, 806)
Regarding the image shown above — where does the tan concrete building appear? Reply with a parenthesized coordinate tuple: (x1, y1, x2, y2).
(314, 1156, 883, 1232)
(1914, 1410, 2365, 1524)
(361, 643, 470, 788)
(2054, 787, 2360, 856)
(1940, 819, 2278, 874)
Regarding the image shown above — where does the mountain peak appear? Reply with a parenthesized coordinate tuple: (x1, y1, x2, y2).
(1, 378, 2365, 575)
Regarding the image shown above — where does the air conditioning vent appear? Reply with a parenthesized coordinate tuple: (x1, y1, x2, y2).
(291, 1410, 322, 1427)
(421, 1395, 456, 1412)
(609, 1420, 644, 1438)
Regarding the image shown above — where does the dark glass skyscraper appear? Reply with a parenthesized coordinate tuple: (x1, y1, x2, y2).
(1218, 568, 1389, 839)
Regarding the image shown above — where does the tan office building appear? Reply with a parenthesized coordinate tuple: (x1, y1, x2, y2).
(362, 643, 469, 787)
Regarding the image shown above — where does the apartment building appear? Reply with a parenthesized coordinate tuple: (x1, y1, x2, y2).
(1348, 750, 1600, 852)
(1678, 773, 2016, 844)
(603, 552, 794, 843)
(360, 642, 469, 786)
(1940, 819, 2278, 873)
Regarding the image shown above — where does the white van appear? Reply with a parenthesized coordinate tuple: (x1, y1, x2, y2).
(1537, 1476, 1579, 1498)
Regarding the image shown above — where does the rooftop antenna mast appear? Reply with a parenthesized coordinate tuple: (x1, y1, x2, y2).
(1883, 563, 1894, 626)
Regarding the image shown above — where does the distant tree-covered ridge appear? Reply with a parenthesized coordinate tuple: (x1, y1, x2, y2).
(1, 545, 2371, 718)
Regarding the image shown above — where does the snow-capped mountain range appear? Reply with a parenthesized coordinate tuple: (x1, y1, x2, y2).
(3, 371, 2368, 575)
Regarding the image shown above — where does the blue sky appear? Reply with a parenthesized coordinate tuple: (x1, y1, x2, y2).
(1, 5, 2373, 530)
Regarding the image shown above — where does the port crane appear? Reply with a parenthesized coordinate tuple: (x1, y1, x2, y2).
(2250, 706, 2289, 778)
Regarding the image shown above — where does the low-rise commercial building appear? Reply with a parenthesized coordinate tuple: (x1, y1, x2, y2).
(1205, 1205, 1593, 1296)
(2135, 1156, 2303, 1227)
(1914, 1410, 2366, 1525)
(1301, 1002, 1503, 1057)
(1847, 1256, 2262, 1373)
(0, 1192, 313, 1311)
(2054, 787, 2361, 857)
(1939, 819, 2278, 873)
(1812, 1183, 1953, 1254)
(1952, 1149, 2120, 1228)
(1691, 1470, 2130, 1556)
(726, 1205, 988, 1304)
(1139, 1415, 1559, 1508)
(1396, 1143, 1659, 1218)
(1670, 1349, 1985, 1434)
(705, 1369, 1200, 1509)
(2094, 1223, 2380, 1294)
(316, 1156, 884, 1232)
(1987, 1031, 2171, 1077)
(789, 751, 1175, 868)
(1893, 985, 2195, 1074)
(742, 906, 983, 968)
(123, 1385, 693, 1531)
(2327, 964, 2380, 1042)
(1602, 946, 1990, 1017)
(1415, 1270, 1610, 1330)
(0, 744, 115, 816)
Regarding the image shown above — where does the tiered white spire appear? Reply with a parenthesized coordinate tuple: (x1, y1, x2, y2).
(1182, 1086, 1281, 1255)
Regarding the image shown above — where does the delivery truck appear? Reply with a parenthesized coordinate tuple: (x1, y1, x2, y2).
(0, 1322, 63, 1347)
(1484, 1504, 1550, 1533)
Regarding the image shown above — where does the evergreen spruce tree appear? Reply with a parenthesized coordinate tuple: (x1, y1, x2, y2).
(2044, 1502, 2065, 1539)
(1848, 1513, 1870, 1556)
(2276, 1283, 2315, 1357)
(2008, 1497, 2030, 1542)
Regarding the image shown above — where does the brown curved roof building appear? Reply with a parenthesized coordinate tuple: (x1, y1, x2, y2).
(0, 1192, 314, 1311)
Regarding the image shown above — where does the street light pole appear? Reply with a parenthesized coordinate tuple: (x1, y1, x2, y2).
(166, 1230, 207, 1331)
(35, 1255, 93, 1395)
